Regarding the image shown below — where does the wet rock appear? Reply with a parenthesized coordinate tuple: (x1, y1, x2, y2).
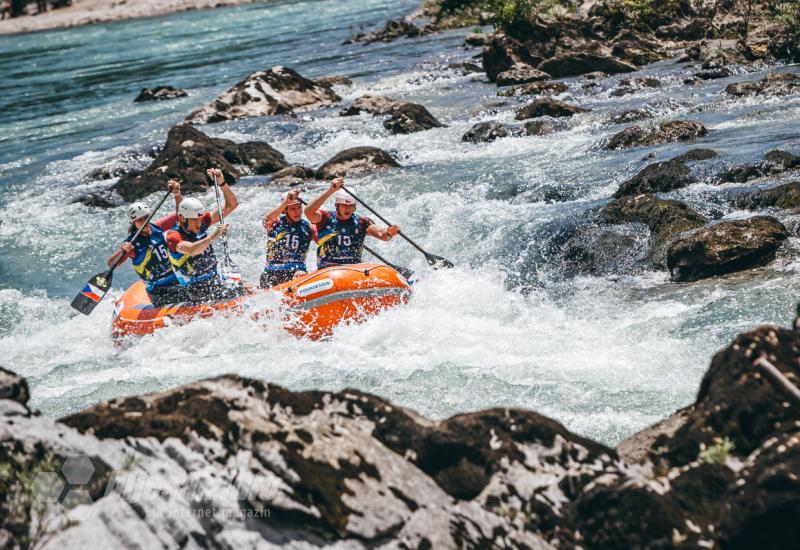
(448, 61, 485, 74)
(583, 71, 607, 80)
(523, 120, 557, 136)
(537, 52, 637, 78)
(601, 194, 707, 265)
(71, 191, 125, 208)
(737, 182, 800, 211)
(614, 159, 697, 198)
(346, 19, 425, 44)
(383, 102, 444, 134)
(562, 223, 649, 275)
(269, 165, 318, 183)
(515, 98, 588, 120)
(133, 85, 188, 103)
(0, 366, 29, 406)
(317, 146, 400, 179)
(496, 64, 550, 86)
(673, 148, 718, 162)
(694, 67, 733, 80)
(717, 150, 800, 184)
(89, 165, 131, 181)
(725, 72, 800, 98)
(114, 125, 287, 201)
(186, 66, 340, 124)
(604, 120, 708, 150)
(516, 81, 568, 96)
(667, 216, 788, 282)
(339, 94, 396, 116)
(314, 75, 353, 89)
(611, 109, 652, 124)
(462, 121, 510, 143)
(482, 34, 547, 82)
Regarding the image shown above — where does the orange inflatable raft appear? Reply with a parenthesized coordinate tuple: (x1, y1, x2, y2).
(111, 263, 412, 340)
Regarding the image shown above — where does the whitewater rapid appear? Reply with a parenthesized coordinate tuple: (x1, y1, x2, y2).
(2, 0, 799, 445)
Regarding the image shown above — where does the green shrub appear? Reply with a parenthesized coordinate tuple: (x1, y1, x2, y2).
(700, 437, 735, 466)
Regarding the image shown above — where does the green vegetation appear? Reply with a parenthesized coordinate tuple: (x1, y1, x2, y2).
(485, 0, 566, 34)
(778, 0, 800, 29)
(700, 437, 735, 465)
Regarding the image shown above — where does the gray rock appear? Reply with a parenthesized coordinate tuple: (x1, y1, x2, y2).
(462, 121, 510, 143)
(496, 64, 550, 86)
(317, 147, 400, 179)
(186, 66, 340, 124)
(537, 52, 637, 78)
(383, 102, 444, 134)
(667, 216, 788, 282)
(604, 120, 708, 150)
(133, 86, 188, 102)
(515, 98, 588, 120)
(614, 159, 697, 198)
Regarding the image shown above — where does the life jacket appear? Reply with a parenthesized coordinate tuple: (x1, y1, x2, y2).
(167, 222, 218, 286)
(129, 223, 178, 290)
(265, 215, 312, 272)
(316, 210, 368, 267)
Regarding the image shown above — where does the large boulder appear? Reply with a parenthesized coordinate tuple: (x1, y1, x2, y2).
(515, 98, 588, 120)
(186, 66, 340, 124)
(482, 34, 549, 82)
(537, 52, 637, 78)
(114, 125, 287, 202)
(133, 86, 188, 103)
(562, 223, 649, 275)
(383, 102, 444, 134)
(613, 159, 696, 198)
(316, 147, 400, 179)
(602, 194, 707, 264)
(737, 181, 800, 211)
(667, 216, 788, 282)
(496, 64, 550, 86)
(604, 120, 708, 150)
(462, 121, 510, 143)
(725, 72, 800, 98)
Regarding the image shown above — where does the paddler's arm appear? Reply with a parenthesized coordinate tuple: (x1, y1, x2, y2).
(206, 168, 239, 224)
(167, 179, 183, 211)
(263, 189, 299, 228)
(107, 242, 134, 268)
(367, 224, 400, 242)
(304, 177, 343, 223)
(175, 224, 228, 257)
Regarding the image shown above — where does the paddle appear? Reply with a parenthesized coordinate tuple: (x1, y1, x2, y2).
(70, 189, 172, 315)
(340, 184, 454, 269)
(297, 196, 415, 281)
(211, 171, 242, 286)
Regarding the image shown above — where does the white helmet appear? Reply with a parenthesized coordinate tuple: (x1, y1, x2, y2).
(334, 191, 356, 206)
(127, 202, 152, 221)
(178, 197, 205, 219)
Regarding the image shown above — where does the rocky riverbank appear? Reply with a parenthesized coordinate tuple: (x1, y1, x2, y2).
(2, 317, 800, 547)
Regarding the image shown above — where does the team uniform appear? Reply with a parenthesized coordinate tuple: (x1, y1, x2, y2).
(314, 209, 374, 268)
(261, 215, 316, 288)
(121, 213, 188, 306)
(165, 212, 241, 302)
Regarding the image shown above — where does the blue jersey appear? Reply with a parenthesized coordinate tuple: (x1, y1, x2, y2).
(166, 215, 218, 286)
(128, 223, 178, 291)
(264, 215, 313, 272)
(315, 210, 373, 268)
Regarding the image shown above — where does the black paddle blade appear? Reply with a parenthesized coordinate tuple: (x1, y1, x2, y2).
(425, 254, 455, 269)
(70, 270, 113, 315)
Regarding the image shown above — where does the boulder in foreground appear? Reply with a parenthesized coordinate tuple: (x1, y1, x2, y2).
(316, 146, 400, 179)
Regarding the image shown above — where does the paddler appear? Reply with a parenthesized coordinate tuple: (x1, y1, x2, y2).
(107, 180, 188, 306)
(260, 189, 316, 288)
(304, 177, 400, 268)
(165, 168, 242, 302)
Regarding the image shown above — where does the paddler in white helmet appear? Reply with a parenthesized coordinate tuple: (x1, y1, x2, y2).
(107, 180, 189, 306)
(304, 177, 399, 268)
(260, 189, 317, 288)
(165, 168, 241, 302)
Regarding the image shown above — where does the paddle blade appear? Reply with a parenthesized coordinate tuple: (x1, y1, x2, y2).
(425, 253, 454, 269)
(218, 257, 242, 288)
(70, 270, 113, 315)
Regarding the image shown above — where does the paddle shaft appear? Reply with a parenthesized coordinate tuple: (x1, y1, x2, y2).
(340, 185, 430, 258)
(211, 172, 232, 260)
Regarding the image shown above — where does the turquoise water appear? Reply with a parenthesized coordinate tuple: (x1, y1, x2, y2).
(2, 0, 800, 445)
